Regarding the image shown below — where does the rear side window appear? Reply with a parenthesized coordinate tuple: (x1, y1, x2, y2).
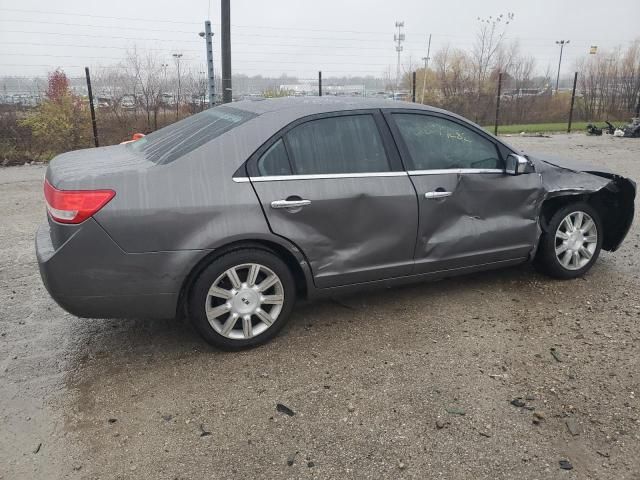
(285, 114, 390, 174)
(128, 106, 255, 165)
(257, 138, 292, 176)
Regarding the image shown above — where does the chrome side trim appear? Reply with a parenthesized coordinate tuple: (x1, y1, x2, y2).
(233, 169, 503, 182)
(408, 168, 504, 175)
(235, 171, 409, 182)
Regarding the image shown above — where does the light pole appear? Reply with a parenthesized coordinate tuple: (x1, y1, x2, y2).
(161, 63, 169, 120)
(394, 21, 405, 98)
(420, 34, 432, 104)
(555, 40, 570, 93)
(199, 20, 215, 107)
(172, 53, 183, 119)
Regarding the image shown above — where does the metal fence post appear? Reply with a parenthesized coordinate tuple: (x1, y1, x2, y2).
(84, 67, 99, 147)
(568, 72, 578, 133)
(494, 72, 502, 136)
(412, 71, 416, 102)
(318, 71, 322, 97)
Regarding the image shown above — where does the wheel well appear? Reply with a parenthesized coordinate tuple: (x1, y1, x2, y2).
(175, 239, 309, 318)
(539, 183, 633, 251)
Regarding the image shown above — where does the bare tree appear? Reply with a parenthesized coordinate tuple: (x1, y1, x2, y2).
(472, 12, 514, 95)
(126, 48, 163, 131)
(182, 69, 208, 113)
(620, 40, 640, 114)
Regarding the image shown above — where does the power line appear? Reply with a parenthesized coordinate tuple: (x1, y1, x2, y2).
(0, 7, 625, 43)
(0, 40, 406, 58)
(0, 7, 200, 25)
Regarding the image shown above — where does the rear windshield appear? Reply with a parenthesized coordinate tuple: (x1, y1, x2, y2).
(128, 106, 256, 164)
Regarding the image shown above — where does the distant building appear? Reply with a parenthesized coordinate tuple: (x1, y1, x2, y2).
(278, 84, 366, 96)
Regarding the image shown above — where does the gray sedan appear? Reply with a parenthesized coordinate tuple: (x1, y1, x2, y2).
(36, 97, 636, 349)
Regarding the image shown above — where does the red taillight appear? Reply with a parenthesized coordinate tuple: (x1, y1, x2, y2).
(44, 179, 115, 224)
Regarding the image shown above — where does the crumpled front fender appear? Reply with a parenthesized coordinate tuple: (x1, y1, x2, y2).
(532, 156, 636, 252)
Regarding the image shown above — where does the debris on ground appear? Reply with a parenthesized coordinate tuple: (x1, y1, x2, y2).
(510, 398, 526, 408)
(199, 424, 211, 437)
(445, 407, 466, 415)
(287, 452, 298, 466)
(565, 418, 580, 436)
(559, 459, 574, 470)
(33, 442, 42, 454)
(532, 411, 545, 425)
(550, 347, 562, 363)
(276, 403, 295, 417)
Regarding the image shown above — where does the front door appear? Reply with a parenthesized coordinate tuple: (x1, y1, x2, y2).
(385, 111, 541, 274)
(248, 111, 419, 288)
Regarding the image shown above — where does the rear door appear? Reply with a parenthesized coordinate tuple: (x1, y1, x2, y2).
(385, 110, 541, 274)
(245, 110, 418, 288)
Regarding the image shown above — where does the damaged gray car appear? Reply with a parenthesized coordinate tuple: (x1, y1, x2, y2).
(36, 97, 636, 349)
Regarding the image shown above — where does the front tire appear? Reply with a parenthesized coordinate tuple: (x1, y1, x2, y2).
(535, 202, 602, 279)
(189, 248, 296, 350)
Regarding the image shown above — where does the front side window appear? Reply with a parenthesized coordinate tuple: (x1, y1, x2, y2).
(393, 114, 502, 171)
(285, 114, 390, 175)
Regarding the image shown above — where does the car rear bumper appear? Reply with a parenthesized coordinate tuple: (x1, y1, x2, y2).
(36, 218, 205, 320)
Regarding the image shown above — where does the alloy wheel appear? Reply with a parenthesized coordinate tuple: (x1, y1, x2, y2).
(204, 263, 285, 340)
(554, 211, 598, 271)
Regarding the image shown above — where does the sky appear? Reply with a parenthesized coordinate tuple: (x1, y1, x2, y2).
(1, 0, 639, 81)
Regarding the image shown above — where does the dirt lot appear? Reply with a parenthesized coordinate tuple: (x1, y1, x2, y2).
(1, 134, 639, 480)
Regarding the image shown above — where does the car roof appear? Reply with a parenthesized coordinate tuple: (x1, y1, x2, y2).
(228, 96, 443, 116)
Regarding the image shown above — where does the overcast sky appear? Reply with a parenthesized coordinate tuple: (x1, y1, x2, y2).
(1, 0, 639, 81)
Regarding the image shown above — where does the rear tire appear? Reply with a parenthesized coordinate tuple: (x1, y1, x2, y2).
(188, 248, 296, 350)
(535, 202, 602, 279)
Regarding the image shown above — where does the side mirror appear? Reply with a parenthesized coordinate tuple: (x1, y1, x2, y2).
(505, 154, 533, 175)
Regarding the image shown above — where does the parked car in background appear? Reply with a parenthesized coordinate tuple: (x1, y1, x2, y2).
(36, 97, 636, 349)
(120, 95, 136, 110)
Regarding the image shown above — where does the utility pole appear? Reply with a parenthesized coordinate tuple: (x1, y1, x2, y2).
(568, 71, 578, 133)
(394, 21, 405, 98)
(84, 67, 99, 147)
(318, 71, 322, 96)
(172, 53, 183, 119)
(412, 71, 416, 102)
(494, 72, 503, 136)
(200, 20, 215, 107)
(421, 34, 432, 104)
(555, 39, 570, 93)
(221, 0, 232, 103)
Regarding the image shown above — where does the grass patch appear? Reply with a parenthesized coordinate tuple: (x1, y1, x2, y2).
(482, 121, 625, 135)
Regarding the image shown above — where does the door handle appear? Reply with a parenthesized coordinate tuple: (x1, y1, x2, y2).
(424, 191, 452, 199)
(270, 199, 311, 209)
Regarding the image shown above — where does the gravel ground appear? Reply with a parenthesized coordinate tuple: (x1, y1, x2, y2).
(1, 134, 639, 480)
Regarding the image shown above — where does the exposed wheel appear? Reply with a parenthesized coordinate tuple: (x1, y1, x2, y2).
(189, 248, 296, 349)
(535, 202, 602, 279)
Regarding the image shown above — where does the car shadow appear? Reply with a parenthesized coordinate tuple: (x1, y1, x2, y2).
(60, 257, 619, 385)
(63, 263, 534, 362)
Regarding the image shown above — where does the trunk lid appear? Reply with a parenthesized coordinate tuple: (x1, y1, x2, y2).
(46, 144, 152, 190)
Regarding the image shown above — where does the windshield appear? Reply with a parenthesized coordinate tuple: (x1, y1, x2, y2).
(128, 105, 256, 165)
